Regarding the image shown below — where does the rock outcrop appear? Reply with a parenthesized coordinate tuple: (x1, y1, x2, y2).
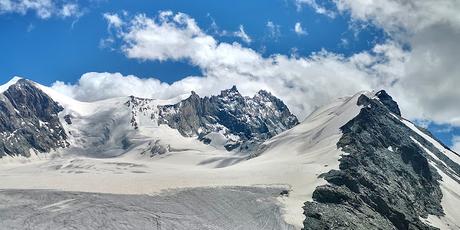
(302, 91, 459, 230)
(157, 86, 299, 151)
(0, 79, 68, 157)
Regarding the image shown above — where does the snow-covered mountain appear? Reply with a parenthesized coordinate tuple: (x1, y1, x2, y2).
(0, 78, 68, 157)
(0, 78, 298, 158)
(0, 78, 459, 230)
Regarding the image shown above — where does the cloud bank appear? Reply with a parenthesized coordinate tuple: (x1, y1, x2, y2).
(53, 11, 403, 119)
(53, 0, 460, 127)
(297, 0, 460, 126)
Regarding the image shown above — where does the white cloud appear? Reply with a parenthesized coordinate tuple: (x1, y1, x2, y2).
(54, 11, 405, 120)
(296, 0, 336, 18)
(52, 72, 180, 102)
(330, 0, 460, 126)
(234, 25, 252, 43)
(266, 20, 281, 40)
(103, 12, 122, 29)
(452, 136, 460, 153)
(59, 3, 79, 18)
(0, 0, 81, 19)
(333, 0, 460, 34)
(294, 22, 307, 35)
(204, 15, 252, 43)
(52, 7, 460, 127)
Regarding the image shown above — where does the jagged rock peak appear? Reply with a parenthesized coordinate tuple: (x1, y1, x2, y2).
(188, 90, 200, 100)
(220, 85, 241, 98)
(375, 89, 401, 116)
(157, 87, 299, 151)
(256, 89, 272, 97)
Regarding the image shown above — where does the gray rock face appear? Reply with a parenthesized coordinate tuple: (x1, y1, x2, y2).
(375, 90, 401, 116)
(0, 79, 68, 157)
(302, 92, 459, 230)
(157, 86, 299, 151)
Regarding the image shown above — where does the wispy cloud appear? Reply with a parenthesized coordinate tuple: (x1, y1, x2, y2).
(0, 0, 83, 19)
(295, 0, 336, 18)
(234, 25, 252, 43)
(205, 14, 252, 44)
(103, 12, 123, 29)
(266, 20, 281, 40)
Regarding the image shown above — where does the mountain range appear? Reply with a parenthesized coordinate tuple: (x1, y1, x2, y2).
(0, 77, 459, 230)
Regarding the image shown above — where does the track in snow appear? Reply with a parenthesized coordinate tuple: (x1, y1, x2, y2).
(0, 187, 294, 230)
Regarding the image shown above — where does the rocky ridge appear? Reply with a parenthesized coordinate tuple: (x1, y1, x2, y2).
(0, 79, 68, 157)
(128, 86, 299, 152)
(302, 90, 460, 230)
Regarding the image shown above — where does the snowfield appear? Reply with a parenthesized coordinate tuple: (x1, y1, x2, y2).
(0, 82, 369, 229)
(2, 80, 460, 229)
(0, 187, 295, 230)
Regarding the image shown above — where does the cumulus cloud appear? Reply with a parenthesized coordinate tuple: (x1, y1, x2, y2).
(53, 11, 405, 120)
(103, 12, 122, 29)
(52, 5, 460, 126)
(333, 0, 460, 34)
(0, 0, 82, 19)
(52, 72, 180, 101)
(294, 22, 307, 35)
(330, 0, 460, 126)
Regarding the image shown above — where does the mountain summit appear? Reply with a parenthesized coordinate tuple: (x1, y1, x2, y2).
(0, 79, 68, 157)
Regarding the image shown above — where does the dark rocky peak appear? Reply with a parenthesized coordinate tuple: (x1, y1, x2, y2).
(157, 87, 299, 151)
(303, 91, 460, 230)
(3, 79, 63, 120)
(190, 90, 199, 97)
(0, 79, 68, 157)
(375, 89, 401, 116)
(219, 85, 242, 99)
(255, 89, 273, 99)
(186, 90, 201, 102)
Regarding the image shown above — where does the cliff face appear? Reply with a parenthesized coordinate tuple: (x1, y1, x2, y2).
(0, 79, 68, 157)
(157, 86, 299, 151)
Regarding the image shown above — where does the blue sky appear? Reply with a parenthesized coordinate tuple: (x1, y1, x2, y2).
(0, 0, 385, 85)
(1, 0, 459, 148)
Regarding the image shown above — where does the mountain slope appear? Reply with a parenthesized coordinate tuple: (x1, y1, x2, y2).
(0, 78, 460, 230)
(0, 79, 68, 157)
(0, 79, 366, 229)
(303, 91, 460, 230)
(0, 79, 298, 158)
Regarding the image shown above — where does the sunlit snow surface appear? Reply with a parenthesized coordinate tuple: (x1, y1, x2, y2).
(0, 82, 413, 229)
